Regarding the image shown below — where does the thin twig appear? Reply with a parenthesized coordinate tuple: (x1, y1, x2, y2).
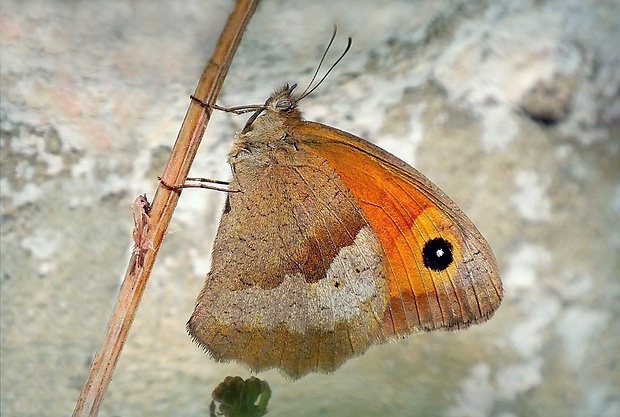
(72, 1, 260, 416)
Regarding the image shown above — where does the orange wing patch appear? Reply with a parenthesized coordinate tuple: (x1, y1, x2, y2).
(318, 144, 461, 333)
(296, 121, 501, 340)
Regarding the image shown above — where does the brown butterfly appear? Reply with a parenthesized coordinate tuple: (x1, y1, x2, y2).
(186, 38, 502, 379)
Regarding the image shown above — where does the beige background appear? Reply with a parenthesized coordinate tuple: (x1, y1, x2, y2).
(1, 1, 619, 416)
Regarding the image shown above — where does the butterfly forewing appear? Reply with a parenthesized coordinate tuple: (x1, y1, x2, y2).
(293, 120, 503, 338)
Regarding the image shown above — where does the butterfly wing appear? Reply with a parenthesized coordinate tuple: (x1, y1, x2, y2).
(188, 135, 391, 378)
(293, 120, 503, 339)
(189, 105, 503, 379)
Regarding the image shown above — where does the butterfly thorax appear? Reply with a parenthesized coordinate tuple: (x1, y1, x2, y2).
(228, 85, 304, 171)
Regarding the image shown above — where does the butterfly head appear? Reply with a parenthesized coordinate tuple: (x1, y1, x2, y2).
(240, 33, 351, 135)
(266, 84, 300, 113)
(242, 84, 302, 133)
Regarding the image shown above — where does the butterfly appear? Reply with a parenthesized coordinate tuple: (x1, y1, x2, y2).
(185, 38, 502, 380)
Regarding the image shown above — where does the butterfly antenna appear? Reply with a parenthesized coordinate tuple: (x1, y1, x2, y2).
(298, 27, 338, 97)
(297, 28, 352, 102)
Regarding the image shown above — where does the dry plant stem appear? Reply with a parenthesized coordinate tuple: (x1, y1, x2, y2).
(72, 1, 260, 416)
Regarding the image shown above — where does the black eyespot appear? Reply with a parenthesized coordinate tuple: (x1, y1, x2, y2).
(422, 238, 453, 271)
